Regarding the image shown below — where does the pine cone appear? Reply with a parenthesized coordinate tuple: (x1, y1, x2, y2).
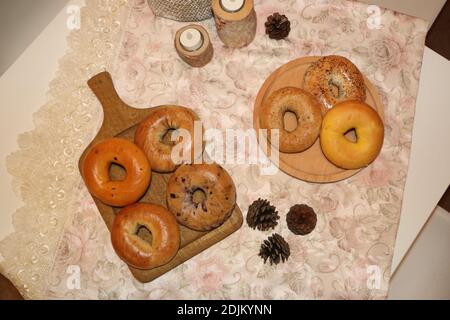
(265, 12, 291, 40)
(286, 204, 317, 235)
(259, 233, 290, 265)
(246, 198, 280, 231)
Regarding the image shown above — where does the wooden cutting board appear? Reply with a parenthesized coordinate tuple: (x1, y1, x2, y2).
(79, 72, 243, 283)
(253, 56, 385, 183)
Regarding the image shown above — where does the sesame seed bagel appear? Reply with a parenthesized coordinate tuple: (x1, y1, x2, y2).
(304, 55, 366, 112)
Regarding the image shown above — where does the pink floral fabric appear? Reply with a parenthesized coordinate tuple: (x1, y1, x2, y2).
(46, 0, 427, 299)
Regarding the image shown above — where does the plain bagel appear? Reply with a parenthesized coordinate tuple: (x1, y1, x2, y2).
(135, 105, 200, 173)
(111, 203, 180, 270)
(259, 87, 323, 153)
(320, 100, 384, 170)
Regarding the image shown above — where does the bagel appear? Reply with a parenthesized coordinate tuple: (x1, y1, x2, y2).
(167, 163, 236, 231)
(82, 138, 151, 207)
(259, 87, 322, 153)
(320, 100, 384, 170)
(304, 55, 366, 112)
(135, 105, 200, 173)
(111, 203, 180, 270)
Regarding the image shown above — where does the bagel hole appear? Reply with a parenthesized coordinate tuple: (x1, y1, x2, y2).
(330, 82, 340, 98)
(344, 128, 357, 143)
(161, 128, 179, 146)
(192, 188, 207, 205)
(283, 111, 298, 132)
(109, 163, 127, 181)
(136, 225, 153, 245)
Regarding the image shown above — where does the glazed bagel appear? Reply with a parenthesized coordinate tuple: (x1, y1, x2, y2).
(167, 164, 236, 232)
(135, 105, 200, 173)
(111, 203, 180, 270)
(304, 55, 366, 112)
(320, 100, 384, 170)
(259, 87, 322, 153)
(82, 138, 151, 207)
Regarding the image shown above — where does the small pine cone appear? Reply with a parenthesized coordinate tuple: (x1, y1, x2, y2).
(265, 12, 291, 40)
(286, 204, 317, 235)
(246, 198, 280, 231)
(259, 233, 290, 265)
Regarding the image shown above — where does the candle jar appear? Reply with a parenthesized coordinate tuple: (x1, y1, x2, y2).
(175, 25, 214, 68)
(212, 0, 257, 48)
(220, 0, 245, 12)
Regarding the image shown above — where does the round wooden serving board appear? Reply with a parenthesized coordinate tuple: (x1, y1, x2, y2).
(253, 56, 385, 183)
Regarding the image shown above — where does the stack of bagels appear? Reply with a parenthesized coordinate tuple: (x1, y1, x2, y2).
(81, 106, 236, 270)
(259, 55, 384, 170)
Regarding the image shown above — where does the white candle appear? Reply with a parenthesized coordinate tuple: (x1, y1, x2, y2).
(220, 0, 245, 13)
(180, 28, 204, 52)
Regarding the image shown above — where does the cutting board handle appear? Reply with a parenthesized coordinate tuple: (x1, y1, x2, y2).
(88, 71, 133, 130)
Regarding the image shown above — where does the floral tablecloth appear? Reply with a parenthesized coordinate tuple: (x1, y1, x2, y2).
(0, 0, 427, 299)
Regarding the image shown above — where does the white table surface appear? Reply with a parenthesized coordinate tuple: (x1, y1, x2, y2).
(0, 0, 68, 74)
(0, 1, 449, 275)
